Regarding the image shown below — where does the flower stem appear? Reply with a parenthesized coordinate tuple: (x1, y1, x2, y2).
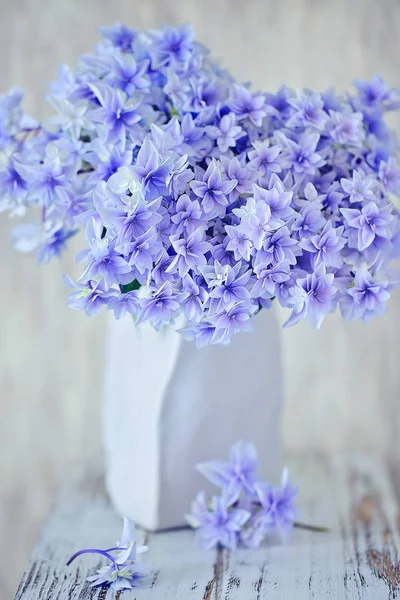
(294, 521, 329, 533)
(66, 548, 117, 567)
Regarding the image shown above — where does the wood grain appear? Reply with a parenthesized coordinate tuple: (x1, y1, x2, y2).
(0, 0, 399, 597)
(14, 455, 400, 599)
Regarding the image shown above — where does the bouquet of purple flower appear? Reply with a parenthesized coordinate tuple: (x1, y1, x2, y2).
(187, 441, 299, 549)
(1, 23, 399, 345)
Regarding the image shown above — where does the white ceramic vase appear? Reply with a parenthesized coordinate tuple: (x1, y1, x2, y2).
(103, 308, 284, 531)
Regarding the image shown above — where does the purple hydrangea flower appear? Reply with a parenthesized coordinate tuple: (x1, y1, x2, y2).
(89, 84, 142, 143)
(341, 202, 393, 251)
(197, 441, 260, 503)
(354, 75, 392, 108)
(67, 516, 149, 591)
(299, 221, 345, 268)
(251, 260, 291, 298)
(379, 157, 400, 193)
(64, 275, 116, 317)
(170, 193, 205, 235)
(340, 169, 378, 204)
(0, 25, 399, 343)
(287, 92, 328, 130)
(229, 84, 267, 126)
(166, 229, 211, 277)
(186, 492, 250, 550)
(225, 225, 253, 261)
(329, 110, 365, 146)
(342, 268, 390, 322)
(285, 263, 337, 328)
(100, 23, 137, 51)
(137, 281, 180, 328)
(248, 140, 281, 175)
(77, 217, 132, 284)
(188, 442, 301, 550)
(206, 113, 244, 153)
(241, 469, 299, 547)
(191, 160, 237, 217)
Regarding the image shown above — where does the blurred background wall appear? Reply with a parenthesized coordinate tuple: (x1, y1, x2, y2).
(1, 0, 399, 597)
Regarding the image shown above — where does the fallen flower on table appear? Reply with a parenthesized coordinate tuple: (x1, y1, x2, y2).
(66, 516, 149, 591)
(187, 441, 328, 550)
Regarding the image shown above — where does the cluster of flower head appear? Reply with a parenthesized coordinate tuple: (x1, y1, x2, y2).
(66, 516, 149, 591)
(1, 23, 400, 345)
(186, 441, 299, 550)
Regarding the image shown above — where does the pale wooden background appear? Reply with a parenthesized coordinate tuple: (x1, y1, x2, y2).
(0, 1, 399, 598)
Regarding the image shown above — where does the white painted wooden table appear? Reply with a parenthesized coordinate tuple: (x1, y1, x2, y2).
(14, 454, 400, 599)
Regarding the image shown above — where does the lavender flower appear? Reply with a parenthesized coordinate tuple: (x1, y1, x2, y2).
(89, 84, 142, 143)
(285, 264, 337, 328)
(188, 442, 301, 550)
(187, 492, 250, 550)
(342, 268, 390, 322)
(197, 441, 260, 502)
(248, 140, 281, 175)
(67, 516, 149, 591)
(191, 160, 237, 216)
(241, 469, 299, 547)
(0, 24, 399, 344)
(340, 169, 378, 204)
(341, 202, 393, 251)
(229, 84, 267, 126)
(206, 113, 244, 153)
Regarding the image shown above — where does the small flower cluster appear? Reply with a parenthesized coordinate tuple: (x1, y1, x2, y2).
(66, 517, 149, 591)
(186, 441, 299, 550)
(1, 23, 400, 344)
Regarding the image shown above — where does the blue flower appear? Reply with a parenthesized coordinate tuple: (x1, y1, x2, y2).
(341, 202, 393, 251)
(137, 281, 180, 328)
(187, 492, 250, 550)
(340, 169, 378, 203)
(287, 92, 327, 130)
(248, 140, 281, 175)
(299, 221, 345, 268)
(0, 157, 28, 211)
(241, 469, 299, 547)
(206, 113, 244, 153)
(229, 84, 267, 126)
(379, 157, 400, 193)
(152, 23, 195, 67)
(225, 225, 252, 261)
(329, 110, 365, 146)
(64, 275, 116, 317)
(109, 55, 149, 95)
(166, 229, 211, 277)
(180, 274, 208, 321)
(130, 137, 174, 201)
(197, 441, 260, 502)
(100, 23, 137, 51)
(89, 84, 142, 143)
(251, 260, 291, 298)
(108, 291, 140, 319)
(170, 193, 205, 236)
(1, 24, 399, 341)
(285, 263, 337, 328)
(342, 268, 390, 322)
(354, 75, 395, 109)
(191, 160, 237, 217)
(189, 442, 301, 550)
(77, 217, 132, 285)
(277, 131, 324, 175)
(260, 226, 298, 265)
(67, 516, 149, 591)
(208, 263, 252, 310)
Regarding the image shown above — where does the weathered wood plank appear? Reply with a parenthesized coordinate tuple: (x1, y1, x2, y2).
(14, 455, 400, 599)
